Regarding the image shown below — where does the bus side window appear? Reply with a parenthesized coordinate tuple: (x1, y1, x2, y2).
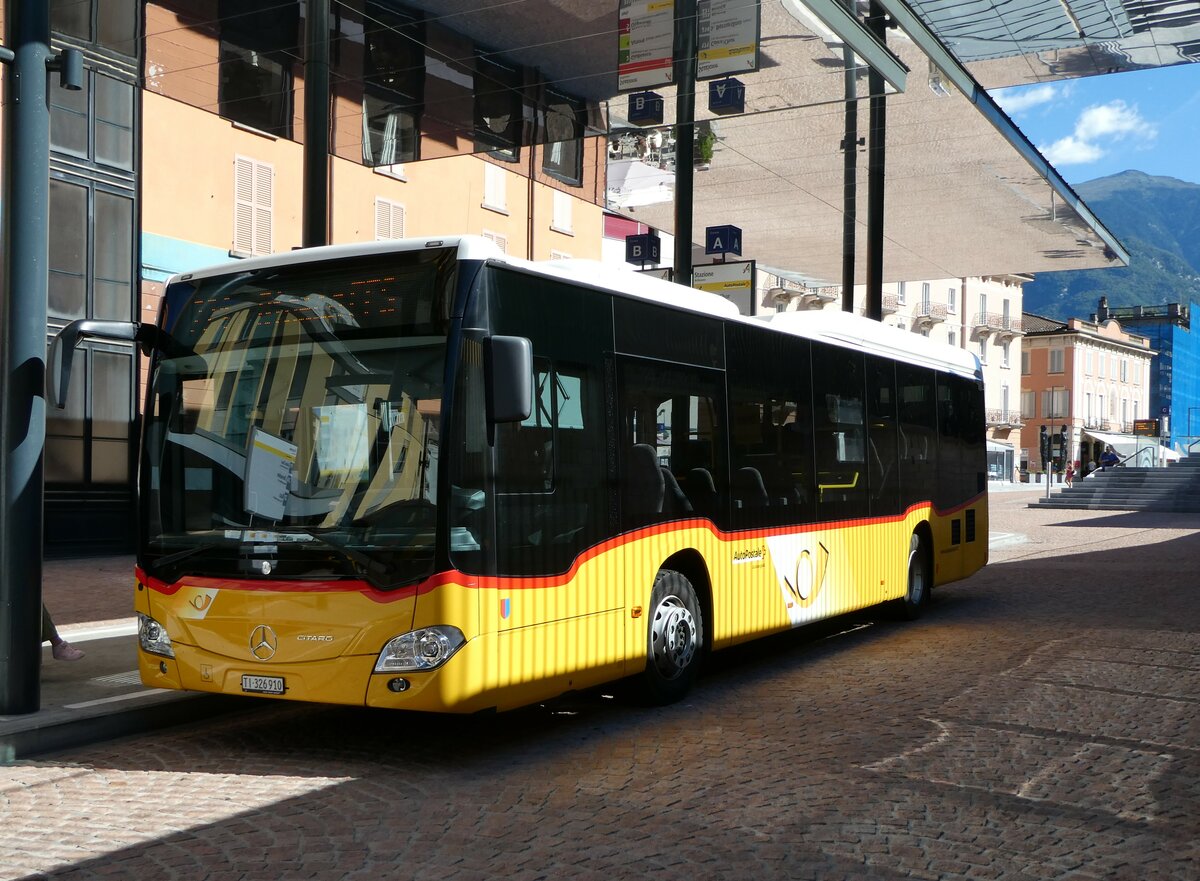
(618, 358, 725, 529)
(812, 345, 868, 520)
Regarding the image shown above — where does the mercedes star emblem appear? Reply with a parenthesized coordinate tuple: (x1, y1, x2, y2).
(249, 624, 278, 661)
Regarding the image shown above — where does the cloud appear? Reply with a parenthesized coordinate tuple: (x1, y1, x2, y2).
(1038, 100, 1158, 166)
(993, 84, 1059, 114)
(1042, 135, 1104, 165)
(1074, 101, 1157, 140)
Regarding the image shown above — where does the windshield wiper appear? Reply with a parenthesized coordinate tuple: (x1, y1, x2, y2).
(291, 531, 393, 589)
(143, 542, 222, 582)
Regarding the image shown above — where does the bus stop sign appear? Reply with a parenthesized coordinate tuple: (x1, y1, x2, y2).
(626, 233, 661, 265)
(705, 224, 742, 256)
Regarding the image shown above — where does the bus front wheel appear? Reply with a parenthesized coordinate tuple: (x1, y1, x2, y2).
(639, 569, 704, 704)
(899, 531, 929, 620)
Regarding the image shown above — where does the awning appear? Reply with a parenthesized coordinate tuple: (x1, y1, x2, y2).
(1083, 429, 1177, 464)
(986, 440, 1013, 452)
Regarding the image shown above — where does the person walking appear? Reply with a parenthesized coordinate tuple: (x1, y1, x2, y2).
(43, 605, 85, 661)
(1065, 460, 1075, 488)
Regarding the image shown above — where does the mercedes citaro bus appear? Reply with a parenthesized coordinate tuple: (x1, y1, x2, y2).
(50, 236, 987, 712)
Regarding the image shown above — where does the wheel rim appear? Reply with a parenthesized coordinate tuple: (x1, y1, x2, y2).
(907, 534, 926, 606)
(649, 595, 697, 681)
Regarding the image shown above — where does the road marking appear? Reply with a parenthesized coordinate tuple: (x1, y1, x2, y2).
(989, 531, 1029, 549)
(57, 619, 138, 643)
(64, 689, 172, 710)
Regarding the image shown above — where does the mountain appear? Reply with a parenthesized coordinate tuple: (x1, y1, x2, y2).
(1021, 171, 1200, 321)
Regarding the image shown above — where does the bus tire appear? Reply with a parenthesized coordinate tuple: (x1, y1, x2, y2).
(899, 531, 930, 620)
(639, 569, 704, 704)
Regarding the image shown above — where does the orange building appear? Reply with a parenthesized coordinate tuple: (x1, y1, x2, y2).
(1019, 313, 1154, 477)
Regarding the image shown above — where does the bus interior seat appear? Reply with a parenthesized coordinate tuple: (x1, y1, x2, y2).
(733, 466, 769, 510)
(661, 466, 694, 516)
(686, 467, 719, 516)
(625, 443, 665, 520)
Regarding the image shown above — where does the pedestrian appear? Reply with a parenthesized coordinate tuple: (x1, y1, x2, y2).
(43, 605, 85, 661)
(1065, 460, 1075, 488)
(1087, 459, 1097, 475)
(1100, 445, 1120, 471)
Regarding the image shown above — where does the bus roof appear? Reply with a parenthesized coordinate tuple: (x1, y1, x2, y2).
(753, 311, 982, 380)
(167, 236, 980, 380)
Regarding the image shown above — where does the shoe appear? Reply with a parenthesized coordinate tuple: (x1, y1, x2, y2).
(52, 641, 85, 661)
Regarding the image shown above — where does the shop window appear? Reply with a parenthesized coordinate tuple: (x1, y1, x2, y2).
(218, 0, 298, 137)
(542, 92, 583, 184)
(362, 2, 423, 164)
(474, 56, 524, 160)
(51, 0, 138, 58)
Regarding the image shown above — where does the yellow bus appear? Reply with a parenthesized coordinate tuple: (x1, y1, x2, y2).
(51, 236, 987, 712)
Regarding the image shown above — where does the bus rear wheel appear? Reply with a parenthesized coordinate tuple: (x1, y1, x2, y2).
(639, 569, 704, 704)
(899, 531, 929, 620)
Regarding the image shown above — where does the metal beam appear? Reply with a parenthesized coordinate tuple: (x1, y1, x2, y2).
(0, 0, 51, 715)
(864, 2, 887, 322)
(673, 0, 698, 283)
(781, 0, 908, 93)
(302, 0, 331, 248)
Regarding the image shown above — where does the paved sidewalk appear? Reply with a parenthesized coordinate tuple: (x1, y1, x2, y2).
(1, 556, 243, 761)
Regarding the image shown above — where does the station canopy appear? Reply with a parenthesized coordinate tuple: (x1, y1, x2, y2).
(385, 0, 1200, 286)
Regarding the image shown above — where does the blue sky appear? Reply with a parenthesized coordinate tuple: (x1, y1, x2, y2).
(990, 63, 1200, 187)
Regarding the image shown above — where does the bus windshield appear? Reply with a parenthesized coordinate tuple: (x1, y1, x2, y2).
(141, 249, 460, 588)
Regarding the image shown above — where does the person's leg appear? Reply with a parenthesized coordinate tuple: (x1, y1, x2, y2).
(42, 605, 57, 644)
(44, 605, 85, 660)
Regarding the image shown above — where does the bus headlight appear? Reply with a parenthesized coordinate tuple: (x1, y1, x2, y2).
(374, 626, 465, 673)
(138, 613, 175, 659)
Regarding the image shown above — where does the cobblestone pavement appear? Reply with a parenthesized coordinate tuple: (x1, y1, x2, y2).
(3, 491, 1198, 880)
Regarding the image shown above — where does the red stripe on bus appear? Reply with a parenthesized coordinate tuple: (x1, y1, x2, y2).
(135, 493, 981, 601)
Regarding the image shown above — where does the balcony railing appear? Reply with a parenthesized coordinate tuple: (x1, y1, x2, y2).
(882, 294, 899, 314)
(995, 315, 1023, 337)
(914, 302, 948, 325)
(986, 409, 1024, 427)
(972, 312, 1023, 336)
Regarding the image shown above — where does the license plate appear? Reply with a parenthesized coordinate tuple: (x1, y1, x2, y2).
(241, 674, 285, 695)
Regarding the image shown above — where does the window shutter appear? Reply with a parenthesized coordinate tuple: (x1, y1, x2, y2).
(254, 161, 273, 256)
(482, 230, 507, 253)
(234, 156, 254, 254)
(375, 198, 406, 240)
(234, 156, 273, 256)
(552, 190, 572, 233)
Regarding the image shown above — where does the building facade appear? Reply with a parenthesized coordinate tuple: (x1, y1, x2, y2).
(1020, 312, 1153, 476)
(1093, 299, 1200, 452)
(6, 0, 609, 554)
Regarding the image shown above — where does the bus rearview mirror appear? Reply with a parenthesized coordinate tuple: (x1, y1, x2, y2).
(484, 335, 533, 426)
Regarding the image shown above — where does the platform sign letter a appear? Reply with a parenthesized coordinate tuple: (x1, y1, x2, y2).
(705, 224, 742, 256)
